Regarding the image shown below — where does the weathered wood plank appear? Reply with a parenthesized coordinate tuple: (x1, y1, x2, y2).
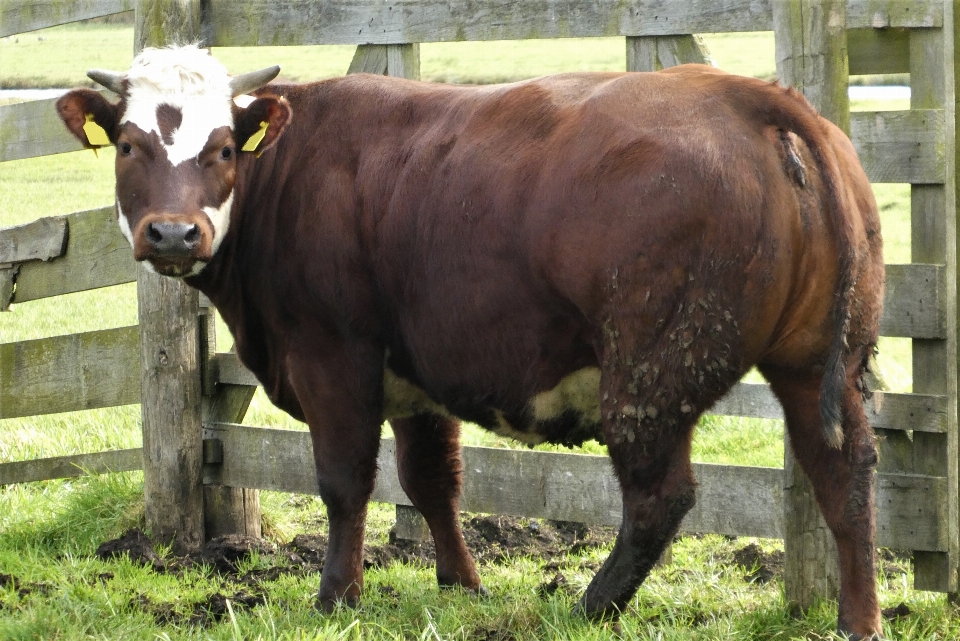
(0, 94, 112, 163)
(0, 216, 67, 264)
(774, 0, 849, 608)
(0, 448, 141, 485)
(626, 34, 711, 72)
(0, 266, 14, 311)
(206, 0, 768, 46)
(907, 22, 958, 593)
(11, 208, 136, 303)
(847, 0, 941, 29)
(137, 265, 206, 554)
(204, 0, 939, 46)
(852, 109, 945, 185)
(212, 352, 945, 434)
(347, 44, 388, 75)
(213, 352, 259, 387)
(711, 383, 948, 435)
(0, 326, 139, 419)
(0, 0, 133, 37)
(882, 263, 944, 339)
(208, 423, 947, 552)
(200, 309, 261, 539)
(847, 27, 909, 75)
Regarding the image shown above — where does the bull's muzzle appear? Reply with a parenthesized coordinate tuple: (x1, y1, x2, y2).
(133, 213, 214, 277)
(145, 221, 201, 256)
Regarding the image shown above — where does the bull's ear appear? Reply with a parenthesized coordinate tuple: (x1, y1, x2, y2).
(235, 96, 292, 156)
(56, 89, 120, 148)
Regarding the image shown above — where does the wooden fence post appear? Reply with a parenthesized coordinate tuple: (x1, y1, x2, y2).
(345, 43, 426, 540)
(626, 34, 711, 71)
(200, 304, 261, 539)
(135, 0, 207, 554)
(909, 8, 959, 594)
(772, 0, 849, 612)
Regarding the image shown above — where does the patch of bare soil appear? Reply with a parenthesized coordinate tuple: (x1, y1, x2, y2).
(881, 602, 911, 621)
(731, 542, 784, 584)
(95, 528, 165, 571)
(95, 516, 617, 626)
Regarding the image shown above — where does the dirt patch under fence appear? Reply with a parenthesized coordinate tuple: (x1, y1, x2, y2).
(90, 516, 617, 627)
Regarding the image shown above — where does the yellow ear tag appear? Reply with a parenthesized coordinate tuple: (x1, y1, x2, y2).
(241, 121, 269, 155)
(82, 114, 111, 152)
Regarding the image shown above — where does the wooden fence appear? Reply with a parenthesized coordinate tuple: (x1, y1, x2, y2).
(1, 0, 957, 609)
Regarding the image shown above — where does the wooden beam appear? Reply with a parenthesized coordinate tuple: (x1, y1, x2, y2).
(0, 0, 133, 38)
(0, 216, 67, 264)
(882, 263, 945, 339)
(848, 28, 910, 75)
(774, 0, 849, 611)
(626, 34, 711, 72)
(203, 0, 941, 47)
(905, 12, 960, 594)
(11, 207, 136, 304)
(206, 424, 948, 554)
(0, 94, 115, 163)
(846, 0, 941, 29)
(0, 326, 139, 419)
(213, 351, 947, 434)
(134, 0, 207, 558)
(200, 309, 261, 539)
(0, 449, 141, 485)
(347, 45, 388, 75)
(852, 110, 946, 185)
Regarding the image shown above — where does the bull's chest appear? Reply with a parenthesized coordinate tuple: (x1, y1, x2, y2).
(383, 367, 603, 446)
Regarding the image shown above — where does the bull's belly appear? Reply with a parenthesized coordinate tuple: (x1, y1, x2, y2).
(383, 367, 603, 446)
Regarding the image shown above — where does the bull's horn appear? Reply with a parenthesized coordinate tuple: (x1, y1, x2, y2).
(87, 69, 126, 94)
(229, 65, 281, 97)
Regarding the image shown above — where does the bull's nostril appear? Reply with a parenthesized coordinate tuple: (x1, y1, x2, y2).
(146, 222, 163, 245)
(184, 224, 200, 247)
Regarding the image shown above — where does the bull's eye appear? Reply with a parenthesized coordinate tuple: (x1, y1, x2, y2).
(220, 146, 234, 161)
(119, 142, 132, 156)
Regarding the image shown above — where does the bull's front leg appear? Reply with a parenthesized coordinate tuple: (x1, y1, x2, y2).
(287, 341, 385, 612)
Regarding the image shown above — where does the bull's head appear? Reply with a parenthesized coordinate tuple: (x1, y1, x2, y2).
(56, 46, 291, 277)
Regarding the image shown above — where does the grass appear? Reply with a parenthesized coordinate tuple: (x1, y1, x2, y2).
(1, 20, 953, 641)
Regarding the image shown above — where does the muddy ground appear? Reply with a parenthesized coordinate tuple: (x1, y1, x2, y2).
(3, 516, 912, 628)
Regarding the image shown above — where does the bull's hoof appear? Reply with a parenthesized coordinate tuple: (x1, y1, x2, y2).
(314, 593, 360, 614)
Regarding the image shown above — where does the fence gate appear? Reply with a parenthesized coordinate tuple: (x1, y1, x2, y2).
(0, 0, 958, 610)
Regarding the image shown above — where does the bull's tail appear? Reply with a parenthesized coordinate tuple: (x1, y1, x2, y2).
(730, 79, 853, 449)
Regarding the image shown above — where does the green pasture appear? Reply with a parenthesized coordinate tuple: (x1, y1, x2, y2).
(0, 21, 952, 641)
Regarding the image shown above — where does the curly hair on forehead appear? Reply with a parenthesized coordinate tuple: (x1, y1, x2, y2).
(126, 44, 232, 96)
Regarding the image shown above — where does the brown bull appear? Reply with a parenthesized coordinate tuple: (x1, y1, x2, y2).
(57, 46, 884, 638)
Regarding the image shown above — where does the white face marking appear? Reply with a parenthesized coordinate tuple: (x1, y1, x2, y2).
(120, 46, 235, 167)
(205, 191, 234, 258)
(115, 46, 242, 275)
(116, 202, 134, 248)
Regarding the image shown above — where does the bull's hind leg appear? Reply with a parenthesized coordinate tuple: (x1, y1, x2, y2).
(391, 414, 482, 591)
(578, 415, 697, 619)
(760, 365, 881, 639)
(577, 345, 702, 619)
